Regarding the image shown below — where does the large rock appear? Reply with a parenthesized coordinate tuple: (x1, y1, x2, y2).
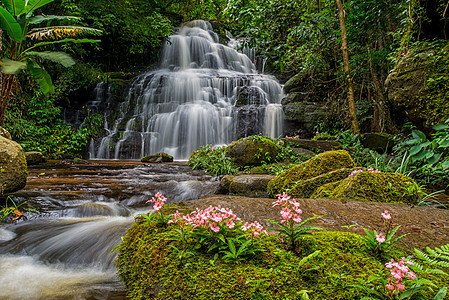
(235, 86, 267, 107)
(236, 106, 265, 138)
(288, 167, 363, 199)
(385, 49, 449, 132)
(141, 153, 174, 163)
(25, 151, 46, 165)
(283, 138, 342, 152)
(219, 174, 275, 198)
(313, 171, 420, 205)
(267, 150, 355, 197)
(0, 136, 27, 194)
(226, 136, 281, 168)
(283, 102, 331, 135)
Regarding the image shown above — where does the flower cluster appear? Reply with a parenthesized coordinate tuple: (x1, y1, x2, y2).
(171, 205, 241, 233)
(284, 135, 300, 139)
(375, 210, 392, 243)
(385, 257, 416, 292)
(146, 192, 167, 211)
(241, 221, 268, 237)
(273, 192, 303, 224)
(348, 167, 381, 178)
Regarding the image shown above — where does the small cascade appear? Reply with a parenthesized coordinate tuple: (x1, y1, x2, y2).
(90, 20, 283, 160)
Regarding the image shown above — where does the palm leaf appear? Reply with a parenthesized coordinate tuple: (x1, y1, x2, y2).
(0, 58, 27, 74)
(24, 0, 55, 14)
(28, 15, 79, 25)
(0, 6, 23, 42)
(27, 26, 102, 40)
(26, 38, 101, 51)
(3, 0, 26, 16)
(27, 62, 54, 95)
(26, 51, 75, 67)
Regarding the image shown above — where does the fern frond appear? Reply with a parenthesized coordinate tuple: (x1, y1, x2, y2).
(412, 244, 449, 277)
(27, 26, 102, 40)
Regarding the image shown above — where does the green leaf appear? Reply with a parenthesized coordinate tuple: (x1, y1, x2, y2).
(27, 63, 54, 95)
(432, 124, 449, 131)
(26, 51, 75, 67)
(0, 58, 27, 74)
(427, 153, 442, 165)
(409, 144, 424, 156)
(411, 149, 427, 162)
(3, 0, 26, 16)
(24, 0, 55, 14)
(434, 287, 447, 300)
(442, 160, 449, 170)
(29, 38, 101, 50)
(412, 130, 427, 142)
(28, 15, 79, 25)
(0, 6, 23, 42)
(227, 239, 236, 255)
(439, 139, 449, 148)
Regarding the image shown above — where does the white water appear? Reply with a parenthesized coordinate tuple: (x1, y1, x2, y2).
(90, 20, 284, 160)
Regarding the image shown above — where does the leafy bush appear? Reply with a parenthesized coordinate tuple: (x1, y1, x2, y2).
(188, 145, 239, 176)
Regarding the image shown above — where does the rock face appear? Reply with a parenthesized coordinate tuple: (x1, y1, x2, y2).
(226, 137, 281, 168)
(25, 152, 46, 165)
(219, 174, 275, 198)
(0, 136, 27, 194)
(267, 150, 355, 197)
(283, 138, 341, 152)
(141, 152, 174, 163)
(283, 102, 330, 136)
(314, 171, 420, 205)
(385, 49, 449, 132)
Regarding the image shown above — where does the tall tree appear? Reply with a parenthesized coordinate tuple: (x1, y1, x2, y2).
(335, 0, 359, 134)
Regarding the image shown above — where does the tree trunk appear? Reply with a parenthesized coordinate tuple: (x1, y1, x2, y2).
(335, 0, 359, 134)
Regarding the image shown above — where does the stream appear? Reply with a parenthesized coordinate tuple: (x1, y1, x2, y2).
(0, 160, 219, 300)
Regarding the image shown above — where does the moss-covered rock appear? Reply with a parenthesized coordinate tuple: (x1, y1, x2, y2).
(283, 138, 342, 152)
(283, 102, 331, 135)
(117, 217, 387, 300)
(0, 136, 27, 194)
(385, 45, 449, 132)
(288, 167, 364, 199)
(25, 151, 46, 165)
(267, 150, 355, 197)
(141, 152, 174, 163)
(219, 174, 274, 197)
(313, 171, 420, 205)
(226, 136, 281, 168)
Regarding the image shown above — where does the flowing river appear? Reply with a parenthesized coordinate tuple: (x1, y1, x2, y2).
(0, 160, 219, 299)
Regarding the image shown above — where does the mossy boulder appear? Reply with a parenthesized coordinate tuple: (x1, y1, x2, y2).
(226, 136, 281, 168)
(25, 151, 46, 165)
(219, 174, 275, 197)
(313, 171, 420, 205)
(283, 102, 331, 135)
(283, 138, 342, 152)
(117, 216, 385, 300)
(288, 167, 364, 199)
(385, 46, 449, 132)
(0, 136, 27, 194)
(267, 150, 355, 197)
(141, 152, 174, 163)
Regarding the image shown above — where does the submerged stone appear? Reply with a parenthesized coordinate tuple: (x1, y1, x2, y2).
(141, 153, 174, 163)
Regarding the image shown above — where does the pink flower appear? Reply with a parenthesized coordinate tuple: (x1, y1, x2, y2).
(226, 219, 235, 229)
(396, 283, 406, 291)
(210, 222, 220, 232)
(382, 210, 391, 220)
(386, 284, 395, 291)
(376, 233, 386, 243)
(293, 214, 302, 224)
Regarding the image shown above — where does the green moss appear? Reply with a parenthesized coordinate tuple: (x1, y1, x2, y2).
(313, 171, 421, 205)
(267, 150, 355, 197)
(0, 146, 27, 194)
(226, 136, 282, 168)
(117, 216, 394, 300)
(288, 168, 363, 199)
(141, 152, 174, 163)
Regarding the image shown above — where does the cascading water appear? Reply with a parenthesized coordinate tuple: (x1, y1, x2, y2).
(90, 20, 284, 160)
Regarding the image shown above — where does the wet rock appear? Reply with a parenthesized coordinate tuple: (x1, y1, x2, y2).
(141, 153, 174, 163)
(219, 174, 275, 197)
(0, 136, 27, 194)
(283, 138, 341, 152)
(314, 171, 420, 205)
(283, 73, 305, 93)
(73, 158, 89, 164)
(235, 86, 267, 107)
(186, 195, 449, 249)
(236, 106, 265, 138)
(226, 136, 281, 168)
(267, 150, 355, 197)
(25, 152, 46, 165)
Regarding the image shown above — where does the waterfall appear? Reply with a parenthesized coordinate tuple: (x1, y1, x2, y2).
(90, 20, 284, 160)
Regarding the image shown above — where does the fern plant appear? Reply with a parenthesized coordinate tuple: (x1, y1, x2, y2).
(411, 244, 449, 277)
